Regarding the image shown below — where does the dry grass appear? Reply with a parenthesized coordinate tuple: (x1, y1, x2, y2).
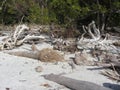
(38, 48, 64, 62)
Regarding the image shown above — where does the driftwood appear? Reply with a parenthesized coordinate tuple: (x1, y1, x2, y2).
(7, 44, 64, 62)
(77, 21, 118, 51)
(101, 64, 120, 81)
(97, 62, 120, 68)
(95, 52, 120, 81)
(43, 74, 112, 90)
(101, 70, 120, 81)
(96, 56, 120, 81)
(0, 24, 45, 50)
(53, 37, 78, 53)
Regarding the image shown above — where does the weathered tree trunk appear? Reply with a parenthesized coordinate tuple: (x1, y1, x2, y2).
(44, 74, 112, 90)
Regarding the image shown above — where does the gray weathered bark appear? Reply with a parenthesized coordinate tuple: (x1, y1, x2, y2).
(43, 74, 112, 90)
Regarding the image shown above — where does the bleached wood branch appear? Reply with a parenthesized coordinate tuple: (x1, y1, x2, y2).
(88, 21, 101, 40)
(13, 24, 29, 45)
(17, 35, 45, 45)
(0, 24, 46, 50)
(77, 21, 118, 52)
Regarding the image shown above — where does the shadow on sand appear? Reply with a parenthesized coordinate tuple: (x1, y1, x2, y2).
(103, 83, 120, 90)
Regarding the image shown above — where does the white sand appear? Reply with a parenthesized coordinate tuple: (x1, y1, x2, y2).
(0, 38, 119, 90)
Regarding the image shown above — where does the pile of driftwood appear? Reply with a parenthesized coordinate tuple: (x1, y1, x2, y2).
(0, 21, 119, 52)
(0, 21, 120, 81)
(0, 24, 45, 50)
(65, 21, 120, 81)
(75, 21, 120, 81)
(101, 65, 120, 81)
(77, 21, 119, 50)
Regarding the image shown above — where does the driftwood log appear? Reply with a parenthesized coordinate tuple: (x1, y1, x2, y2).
(6, 44, 64, 62)
(43, 74, 112, 90)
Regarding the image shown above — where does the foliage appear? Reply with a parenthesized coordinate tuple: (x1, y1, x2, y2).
(0, 0, 119, 30)
(48, 0, 80, 26)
